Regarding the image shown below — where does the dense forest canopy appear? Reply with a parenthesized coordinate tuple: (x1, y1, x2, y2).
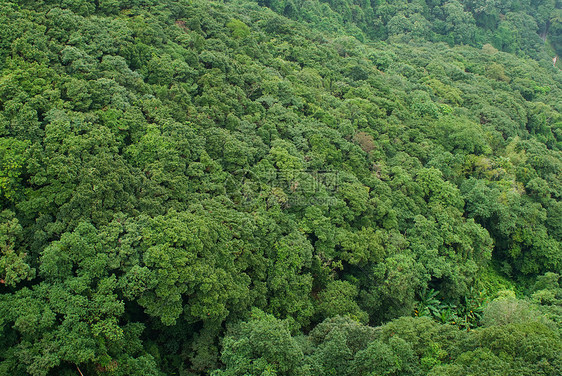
(0, 0, 561, 375)
(257, 0, 562, 58)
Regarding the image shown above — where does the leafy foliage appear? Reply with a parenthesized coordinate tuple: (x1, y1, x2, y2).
(0, 0, 561, 375)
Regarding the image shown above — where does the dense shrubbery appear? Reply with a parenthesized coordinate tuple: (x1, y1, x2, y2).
(0, 0, 561, 375)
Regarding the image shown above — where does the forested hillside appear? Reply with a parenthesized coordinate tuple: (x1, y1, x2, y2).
(0, 0, 561, 375)
(258, 0, 562, 59)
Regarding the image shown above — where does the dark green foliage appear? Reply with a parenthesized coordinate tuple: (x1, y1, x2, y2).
(253, 0, 562, 58)
(212, 309, 306, 376)
(0, 0, 561, 375)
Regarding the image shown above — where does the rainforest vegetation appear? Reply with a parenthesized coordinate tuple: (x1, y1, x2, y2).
(0, 0, 561, 375)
